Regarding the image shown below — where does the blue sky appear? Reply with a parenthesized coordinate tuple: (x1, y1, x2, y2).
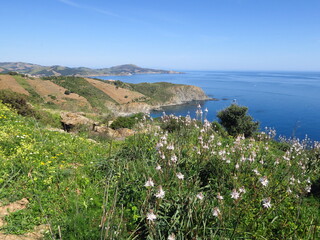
(1, 0, 319, 70)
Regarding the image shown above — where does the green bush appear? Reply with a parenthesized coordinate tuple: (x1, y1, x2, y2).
(211, 121, 228, 137)
(160, 116, 182, 132)
(110, 113, 144, 129)
(217, 104, 259, 137)
(0, 90, 36, 117)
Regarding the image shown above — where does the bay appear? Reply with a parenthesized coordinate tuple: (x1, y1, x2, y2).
(97, 71, 320, 141)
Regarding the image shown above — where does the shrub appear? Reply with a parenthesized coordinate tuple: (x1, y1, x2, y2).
(7, 71, 19, 75)
(64, 90, 71, 95)
(217, 104, 259, 137)
(211, 121, 228, 137)
(0, 90, 36, 116)
(110, 113, 144, 129)
(160, 116, 182, 132)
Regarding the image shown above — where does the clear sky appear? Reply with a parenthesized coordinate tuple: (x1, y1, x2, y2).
(1, 0, 319, 71)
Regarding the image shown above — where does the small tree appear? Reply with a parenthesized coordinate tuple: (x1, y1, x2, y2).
(217, 104, 259, 137)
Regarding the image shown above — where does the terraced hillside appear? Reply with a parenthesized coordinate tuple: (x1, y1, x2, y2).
(0, 74, 210, 115)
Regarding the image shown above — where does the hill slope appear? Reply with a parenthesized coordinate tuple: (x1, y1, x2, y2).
(0, 101, 319, 239)
(0, 62, 182, 77)
(0, 74, 210, 115)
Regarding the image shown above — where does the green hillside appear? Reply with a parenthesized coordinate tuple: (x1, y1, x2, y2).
(0, 101, 319, 239)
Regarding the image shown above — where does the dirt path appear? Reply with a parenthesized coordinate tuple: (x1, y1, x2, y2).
(0, 75, 30, 95)
(85, 78, 145, 104)
(0, 199, 48, 240)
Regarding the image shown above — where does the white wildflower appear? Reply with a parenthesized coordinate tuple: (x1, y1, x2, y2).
(217, 192, 224, 200)
(262, 197, 272, 208)
(144, 177, 154, 187)
(176, 172, 184, 180)
(156, 142, 163, 150)
(147, 210, 157, 222)
(253, 168, 260, 176)
(305, 185, 311, 193)
(203, 144, 209, 149)
(167, 144, 174, 150)
(231, 189, 240, 200)
(168, 233, 176, 240)
(171, 154, 178, 163)
(213, 207, 221, 217)
(196, 192, 204, 200)
(156, 164, 162, 171)
(259, 176, 269, 187)
(155, 186, 165, 199)
(239, 186, 246, 194)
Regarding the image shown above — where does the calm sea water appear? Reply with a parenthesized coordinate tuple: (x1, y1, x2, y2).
(97, 71, 320, 141)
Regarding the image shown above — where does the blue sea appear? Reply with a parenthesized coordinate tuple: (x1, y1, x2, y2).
(97, 71, 320, 141)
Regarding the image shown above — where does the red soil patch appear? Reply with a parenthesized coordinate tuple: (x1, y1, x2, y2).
(0, 75, 30, 95)
(85, 78, 145, 104)
(26, 78, 92, 108)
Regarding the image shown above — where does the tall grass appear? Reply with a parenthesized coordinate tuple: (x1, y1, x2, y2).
(0, 103, 319, 239)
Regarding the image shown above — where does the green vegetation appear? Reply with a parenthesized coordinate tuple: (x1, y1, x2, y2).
(0, 90, 61, 128)
(0, 90, 36, 117)
(44, 76, 117, 112)
(0, 102, 319, 239)
(129, 82, 177, 104)
(13, 75, 43, 103)
(110, 113, 144, 129)
(217, 104, 260, 137)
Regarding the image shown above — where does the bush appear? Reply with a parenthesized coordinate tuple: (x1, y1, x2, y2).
(211, 121, 228, 137)
(0, 90, 36, 116)
(7, 71, 19, 75)
(0, 90, 61, 128)
(110, 113, 144, 129)
(64, 90, 71, 95)
(217, 104, 259, 137)
(160, 116, 182, 132)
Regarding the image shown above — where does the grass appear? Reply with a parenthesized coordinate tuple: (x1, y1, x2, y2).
(13, 75, 44, 104)
(0, 103, 319, 239)
(129, 82, 178, 104)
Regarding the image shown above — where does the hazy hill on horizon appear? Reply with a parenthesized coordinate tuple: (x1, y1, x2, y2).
(0, 62, 182, 77)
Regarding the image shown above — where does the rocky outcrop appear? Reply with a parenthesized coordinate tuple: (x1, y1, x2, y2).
(60, 112, 96, 131)
(107, 102, 153, 116)
(95, 125, 135, 140)
(166, 85, 210, 105)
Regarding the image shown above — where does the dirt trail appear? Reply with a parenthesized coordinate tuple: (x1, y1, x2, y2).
(0, 198, 48, 240)
(85, 78, 145, 104)
(0, 75, 30, 95)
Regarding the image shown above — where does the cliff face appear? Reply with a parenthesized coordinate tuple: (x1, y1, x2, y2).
(166, 85, 210, 105)
(107, 85, 211, 116)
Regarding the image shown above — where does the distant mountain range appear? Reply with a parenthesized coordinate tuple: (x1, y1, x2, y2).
(0, 62, 182, 77)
